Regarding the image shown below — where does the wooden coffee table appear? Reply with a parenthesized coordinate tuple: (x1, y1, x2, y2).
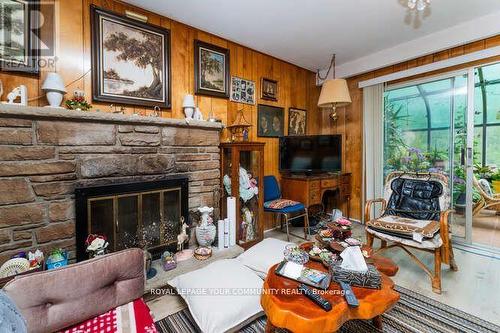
(261, 260, 400, 333)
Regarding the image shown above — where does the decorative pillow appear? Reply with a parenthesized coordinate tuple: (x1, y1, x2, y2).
(264, 199, 300, 210)
(168, 259, 263, 333)
(366, 215, 440, 239)
(237, 238, 293, 278)
(478, 179, 493, 197)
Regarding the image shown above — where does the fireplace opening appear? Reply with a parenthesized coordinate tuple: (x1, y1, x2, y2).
(75, 177, 188, 261)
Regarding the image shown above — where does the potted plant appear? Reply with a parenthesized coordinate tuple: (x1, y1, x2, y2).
(474, 164, 495, 181)
(492, 171, 500, 193)
(426, 147, 448, 170)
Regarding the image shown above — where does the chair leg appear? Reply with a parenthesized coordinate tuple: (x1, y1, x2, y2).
(432, 248, 442, 294)
(303, 208, 310, 240)
(366, 231, 374, 249)
(449, 242, 459, 272)
(284, 214, 290, 242)
(380, 240, 388, 249)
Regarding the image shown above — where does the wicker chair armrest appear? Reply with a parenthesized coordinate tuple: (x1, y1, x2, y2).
(364, 198, 387, 222)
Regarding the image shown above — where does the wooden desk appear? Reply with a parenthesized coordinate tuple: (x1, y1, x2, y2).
(281, 173, 351, 217)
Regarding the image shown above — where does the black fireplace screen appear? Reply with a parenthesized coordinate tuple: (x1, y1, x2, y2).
(75, 177, 188, 261)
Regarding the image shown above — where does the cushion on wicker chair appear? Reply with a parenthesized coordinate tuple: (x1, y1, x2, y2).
(366, 215, 440, 239)
(366, 227, 443, 249)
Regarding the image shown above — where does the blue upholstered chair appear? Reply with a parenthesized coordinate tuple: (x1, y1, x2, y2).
(263, 175, 309, 241)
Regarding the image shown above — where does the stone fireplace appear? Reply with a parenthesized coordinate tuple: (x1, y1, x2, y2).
(75, 177, 188, 261)
(0, 105, 222, 264)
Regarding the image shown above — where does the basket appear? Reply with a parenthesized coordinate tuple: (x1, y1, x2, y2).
(194, 247, 212, 260)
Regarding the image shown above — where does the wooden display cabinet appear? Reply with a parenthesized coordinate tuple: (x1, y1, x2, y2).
(220, 142, 265, 249)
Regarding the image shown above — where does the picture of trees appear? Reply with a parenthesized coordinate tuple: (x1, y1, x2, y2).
(194, 40, 229, 98)
(91, 6, 170, 108)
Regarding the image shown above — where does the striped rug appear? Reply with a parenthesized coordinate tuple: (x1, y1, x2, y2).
(155, 285, 500, 333)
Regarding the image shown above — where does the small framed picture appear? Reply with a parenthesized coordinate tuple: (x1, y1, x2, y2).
(230, 76, 255, 105)
(261, 78, 278, 101)
(194, 40, 230, 98)
(288, 108, 307, 136)
(258, 104, 284, 137)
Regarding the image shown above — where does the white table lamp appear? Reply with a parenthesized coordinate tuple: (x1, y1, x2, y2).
(182, 94, 196, 119)
(42, 73, 67, 108)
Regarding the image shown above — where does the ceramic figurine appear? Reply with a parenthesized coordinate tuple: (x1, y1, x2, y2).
(195, 206, 216, 246)
(177, 218, 189, 251)
(4, 85, 27, 106)
(193, 107, 203, 120)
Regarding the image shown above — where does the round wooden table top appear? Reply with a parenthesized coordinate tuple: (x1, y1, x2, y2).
(261, 260, 400, 333)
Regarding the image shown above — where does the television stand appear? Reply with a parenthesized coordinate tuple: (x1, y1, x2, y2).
(280, 173, 351, 218)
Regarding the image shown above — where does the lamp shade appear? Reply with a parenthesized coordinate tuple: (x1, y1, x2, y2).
(41, 73, 66, 93)
(317, 79, 351, 108)
(182, 94, 195, 108)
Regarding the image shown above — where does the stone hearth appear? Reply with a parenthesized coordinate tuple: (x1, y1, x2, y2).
(0, 105, 222, 264)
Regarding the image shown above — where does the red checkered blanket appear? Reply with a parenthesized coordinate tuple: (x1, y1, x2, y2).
(62, 298, 157, 333)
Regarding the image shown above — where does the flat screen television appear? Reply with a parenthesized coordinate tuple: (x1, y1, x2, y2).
(279, 135, 342, 173)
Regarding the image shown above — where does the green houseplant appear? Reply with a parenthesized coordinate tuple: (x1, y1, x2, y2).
(492, 171, 500, 193)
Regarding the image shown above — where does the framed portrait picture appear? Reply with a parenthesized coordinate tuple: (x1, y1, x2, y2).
(258, 104, 284, 137)
(0, 0, 40, 74)
(288, 108, 307, 136)
(230, 76, 255, 105)
(194, 40, 230, 98)
(91, 6, 171, 108)
(261, 78, 278, 101)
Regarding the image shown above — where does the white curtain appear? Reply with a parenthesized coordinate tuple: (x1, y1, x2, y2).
(362, 84, 384, 222)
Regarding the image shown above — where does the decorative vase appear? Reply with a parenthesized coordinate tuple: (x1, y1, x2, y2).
(143, 250, 157, 279)
(195, 224, 217, 247)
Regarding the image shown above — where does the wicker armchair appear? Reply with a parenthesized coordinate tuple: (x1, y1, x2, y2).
(365, 172, 458, 294)
(473, 176, 500, 216)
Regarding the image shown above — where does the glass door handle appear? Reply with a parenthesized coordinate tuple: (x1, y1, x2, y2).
(466, 147, 473, 167)
(460, 148, 465, 166)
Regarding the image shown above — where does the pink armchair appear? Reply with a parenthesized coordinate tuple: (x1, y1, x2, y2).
(3, 248, 145, 333)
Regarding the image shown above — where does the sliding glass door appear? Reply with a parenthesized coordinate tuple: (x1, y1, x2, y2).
(383, 72, 474, 243)
(382, 63, 500, 249)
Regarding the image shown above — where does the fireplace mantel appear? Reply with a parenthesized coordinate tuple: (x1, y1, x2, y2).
(0, 104, 223, 130)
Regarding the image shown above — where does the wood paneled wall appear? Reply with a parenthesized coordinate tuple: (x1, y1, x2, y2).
(320, 35, 500, 220)
(0, 0, 321, 187)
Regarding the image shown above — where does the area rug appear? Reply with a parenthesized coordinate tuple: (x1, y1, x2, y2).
(155, 285, 500, 333)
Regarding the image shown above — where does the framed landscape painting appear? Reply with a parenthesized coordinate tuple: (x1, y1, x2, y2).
(194, 40, 230, 98)
(0, 0, 40, 74)
(288, 108, 307, 136)
(257, 104, 284, 138)
(91, 6, 171, 108)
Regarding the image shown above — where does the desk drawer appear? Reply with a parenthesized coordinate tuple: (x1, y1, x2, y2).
(309, 180, 320, 190)
(321, 179, 338, 188)
(309, 189, 321, 205)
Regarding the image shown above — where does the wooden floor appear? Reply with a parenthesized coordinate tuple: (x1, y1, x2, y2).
(147, 222, 500, 326)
